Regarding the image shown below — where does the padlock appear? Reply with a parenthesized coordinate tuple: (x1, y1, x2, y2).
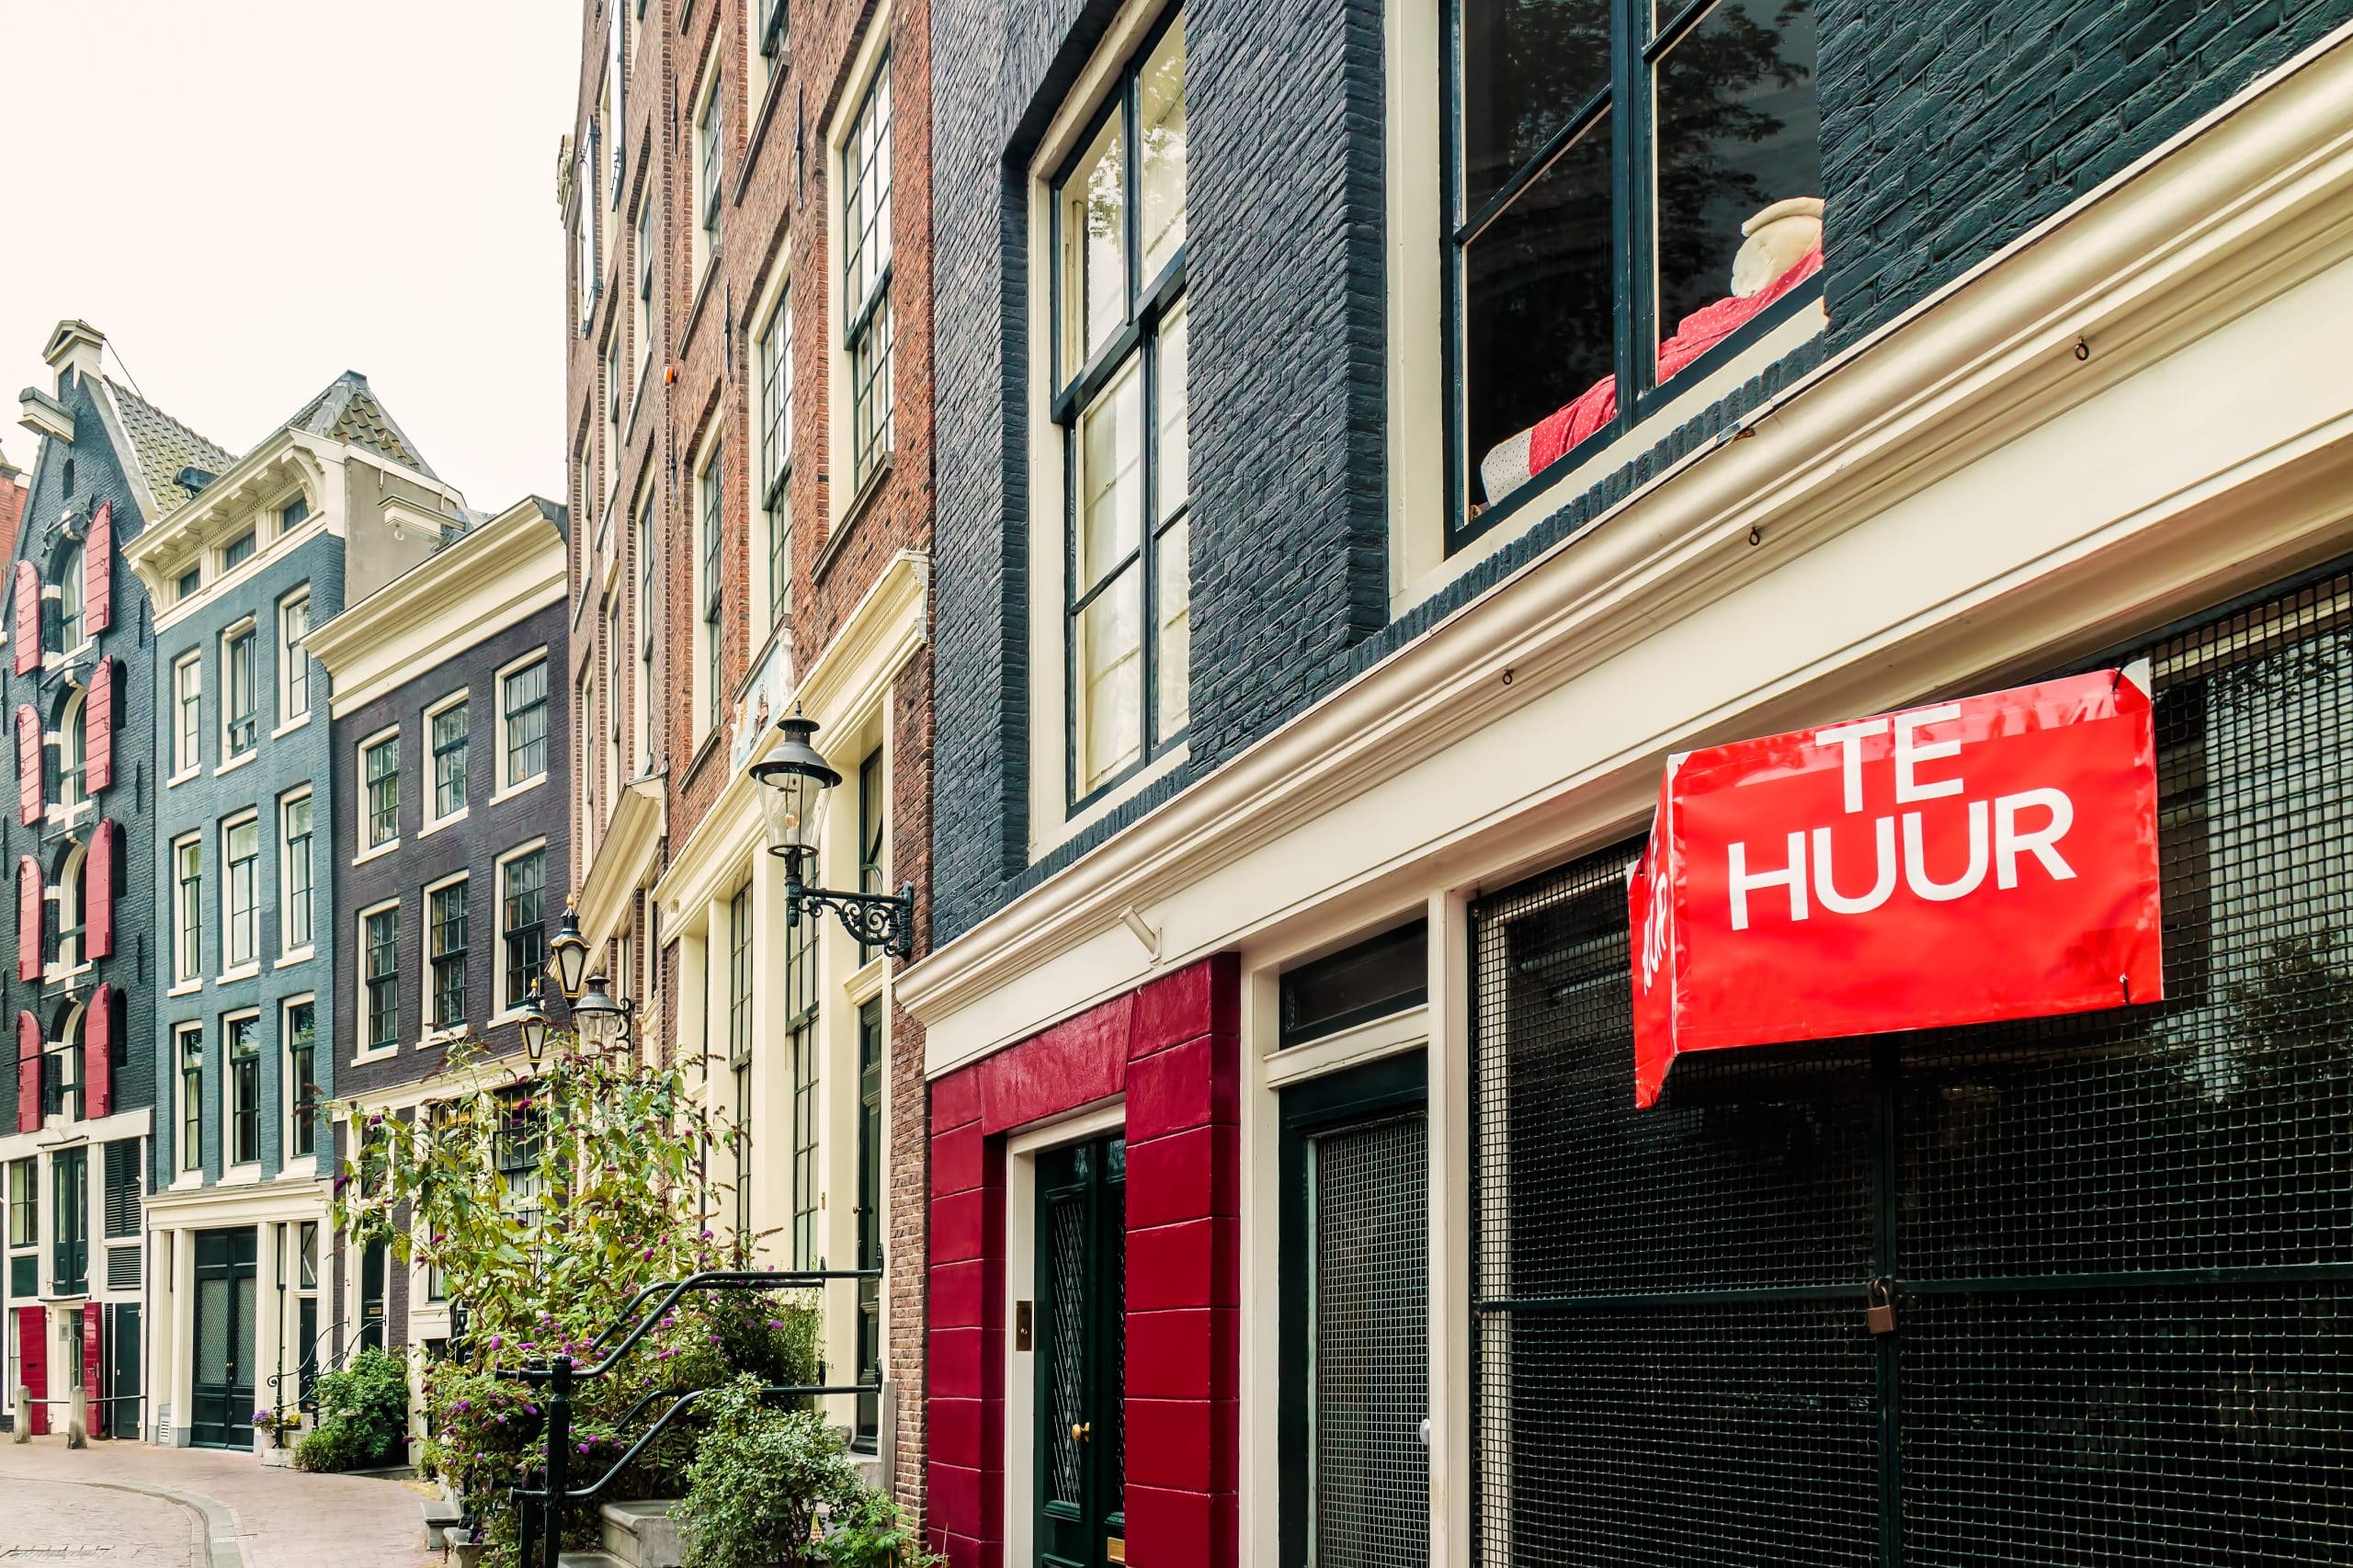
(1865, 1278, 1896, 1335)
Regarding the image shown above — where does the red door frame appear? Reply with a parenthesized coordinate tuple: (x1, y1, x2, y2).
(14, 1303, 46, 1437)
(927, 953, 1241, 1568)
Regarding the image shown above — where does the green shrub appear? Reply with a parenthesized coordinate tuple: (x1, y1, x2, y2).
(295, 1346, 410, 1471)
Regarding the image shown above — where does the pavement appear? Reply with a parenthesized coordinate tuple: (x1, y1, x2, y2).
(0, 1438, 439, 1568)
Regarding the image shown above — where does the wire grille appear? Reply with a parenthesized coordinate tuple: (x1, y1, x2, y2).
(1470, 571, 2353, 1563)
(1313, 1113, 1432, 1568)
(1046, 1188, 1088, 1506)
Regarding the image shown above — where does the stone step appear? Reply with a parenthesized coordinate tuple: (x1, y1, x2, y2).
(598, 1500, 687, 1568)
(420, 1496, 463, 1549)
(557, 1554, 629, 1568)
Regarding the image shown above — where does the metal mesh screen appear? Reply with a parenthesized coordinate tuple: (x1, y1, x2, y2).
(1472, 571, 2353, 1564)
(1312, 1113, 1432, 1567)
(1046, 1189, 1088, 1506)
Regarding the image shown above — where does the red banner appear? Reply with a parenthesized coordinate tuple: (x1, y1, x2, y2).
(1631, 665, 2163, 1107)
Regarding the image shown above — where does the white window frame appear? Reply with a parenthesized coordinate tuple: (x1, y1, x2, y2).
(274, 489, 311, 537)
(424, 689, 472, 834)
(635, 190, 655, 401)
(221, 810, 262, 978)
(356, 898, 402, 1062)
(573, 149, 597, 335)
(280, 994, 318, 1167)
(423, 871, 472, 1040)
(633, 478, 656, 773)
(691, 51, 722, 289)
(358, 724, 402, 858)
(277, 589, 313, 731)
(175, 1022, 205, 1175)
(278, 789, 315, 959)
(494, 651, 552, 798)
(219, 617, 259, 765)
(494, 839, 551, 1023)
(172, 831, 204, 987)
(171, 651, 202, 781)
(605, 327, 624, 527)
(752, 266, 794, 634)
(830, 23, 895, 517)
(222, 1008, 264, 1171)
(692, 426, 723, 744)
(605, 596, 624, 810)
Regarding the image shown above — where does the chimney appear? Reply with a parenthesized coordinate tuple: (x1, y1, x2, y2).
(42, 321, 105, 394)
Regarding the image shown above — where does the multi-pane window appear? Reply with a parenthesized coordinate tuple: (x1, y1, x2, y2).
(605, 332, 624, 518)
(757, 0, 790, 85)
(431, 699, 470, 821)
(178, 1027, 203, 1171)
(428, 880, 469, 1031)
(285, 999, 316, 1160)
(607, 597, 624, 798)
(757, 292, 793, 626)
(57, 693, 85, 810)
(501, 847, 546, 1013)
(278, 494, 310, 532)
(636, 492, 655, 769)
(1052, 14, 1190, 801)
(176, 565, 202, 601)
(574, 148, 596, 331)
(224, 815, 260, 969)
(697, 70, 722, 275)
(173, 835, 203, 983)
(699, 447, 722, 735)
(55, 544, 84, 652)
(636, 195, 654, 392)
(503, 658, 550, 787)
(364, 734, 400, 847)
(221, 530, 256, 571)
(6, 1158, 32, 1247)
(843, 62, 894, 490)
(363, 906, 399, 1051)
(727, 884, 754, 1064)
(786, 911, 820, 1267)
(281, 792, 314, 951)
(226, 1014, 261, 1166)
(858, 746, 886, 960)
(280, 593, 311, 722)
(1449, 0, 1821, 528)
(224, 624, 258, 756)
(855, 996, 885, 1446)
(173, 653, 201, 774)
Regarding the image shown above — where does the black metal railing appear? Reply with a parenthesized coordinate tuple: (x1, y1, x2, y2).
(266, 1316, 349, 1422)
(504, 1267, 882, 1568)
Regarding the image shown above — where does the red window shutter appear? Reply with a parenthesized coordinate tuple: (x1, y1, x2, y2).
(85, 657, 113, 794)
(14, 1010, 35, 1134)
(87, 821, 113, 960)
(12, 1305, 43, 1434)
(17, 704, 40, 825)
(84, 982, 111, 1119)
(85, 501, 112, 634)
(12, 560, 37, 676)
(18, 855, 41, 983)
(83, 1302, 106, 1437)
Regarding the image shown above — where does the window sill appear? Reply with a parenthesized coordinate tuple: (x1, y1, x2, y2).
(352, 839, 401, 867)
(815, 453, 894, 584)
(270, 713, 313, 742)
(348, 1044, 401, 1067)
(167, 768, 200, 790)
(278, 1155, 316, 1182)
(681, 725, 727, 790)
(43, 960, 94, 988)
(45, 800, 94, 830)
(213, 752, 257, 779)
(421, 807, 470, 839)
(217, 1165, 263, 1188)
(738, 62, 793, 202)
(417, 1028, 466, 1051)
(685, 259, 722, 350)
(170, 1173, 203, 1192)
(1034, 739, 1189, 863)
(167, 979, 204, 998)
(489, 776, 546, 808)
(275, 949, 315, 970)
(216, 965, 261, 984)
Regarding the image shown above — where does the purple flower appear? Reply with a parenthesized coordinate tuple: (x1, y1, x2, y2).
(577, 1442, 591, 1454)
(767, 1319, 785, 1330)
(488, 1335, 503, 1349)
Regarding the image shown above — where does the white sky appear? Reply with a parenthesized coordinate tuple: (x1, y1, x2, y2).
(0, 0, 578, 512)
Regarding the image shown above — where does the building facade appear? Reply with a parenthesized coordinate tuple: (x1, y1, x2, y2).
(911, 4, 2353, 1566)
(308, 494, 568, 1391)
(559, 0, 936, 1509)
(125, 372, 468, 1448)
(0, 322, 211, 1440)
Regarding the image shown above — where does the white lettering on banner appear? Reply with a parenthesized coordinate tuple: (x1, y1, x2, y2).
(1728, 831, 1808, 931)
(1995, 788, 2076, 888)
(1893, 703, 1964, 803)
(1902, 800, 1989, 901)
(1810, 816, 1898, 915)
(1813, 718, 1891, 814)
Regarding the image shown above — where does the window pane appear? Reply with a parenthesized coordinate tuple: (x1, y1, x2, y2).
(1463, 114, 1614, 506)
(1058, 113, 1126, 383)
(1075, 356, 1143, 594)
(1154, 515, 1189, 740)
(1138, 15, 1188, 283)
(1651, 0, 1821, 384)
(1154, 302, 1189, 518)
(1458, 0, 1614, 217)
(1077, 567, 1142, 793)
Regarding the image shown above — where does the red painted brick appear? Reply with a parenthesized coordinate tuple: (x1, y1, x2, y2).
(1128, 1218, 1238, 1312)
(1130, 959, 1219, 1058)
(1125, 1483, 1233, 1568)
(1125, 1031, 1239, 1142)
(933, 1067, 983, 1131)
(1125, 1125, 1239, 1228)
(979, 997, 1130, 1133)
(932, 1256, 991, 1330)
(1126, 1397, 1238, 1493)
(930, 1326, 1004, 1402)
(1125, 1308, 1235, 1402)
(933, 1120, 986, 1198)
(939, 1531, 998, 1568)
(929, 1393, 1000, 1471)
(930, 1188, 1003, 1267)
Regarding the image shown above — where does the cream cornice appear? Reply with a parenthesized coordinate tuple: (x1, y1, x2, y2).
(343, 1052, 539, 1118)
(651, 551, 929, 923)
(577, 775, 667, 942)
(306, 499, 567, 715)
(123, 432, 332, 585)
(144, 1174, 331, 1228)
(897, 22, 2353, 1035)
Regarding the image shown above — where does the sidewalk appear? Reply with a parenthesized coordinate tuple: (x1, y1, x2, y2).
(0, 1437, 439, 1568)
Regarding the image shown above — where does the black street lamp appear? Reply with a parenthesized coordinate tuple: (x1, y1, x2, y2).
(517, 984, 551, 1066)
(569, 974, 636, 1054)
(749, 714, 915, 958)
(547, 905, 592, 1003)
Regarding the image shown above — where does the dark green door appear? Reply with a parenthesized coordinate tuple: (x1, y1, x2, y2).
(1035, 1135, 1125, 1568)
(190, 1228, 256, 1449)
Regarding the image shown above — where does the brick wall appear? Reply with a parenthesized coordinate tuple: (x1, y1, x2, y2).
(926, 0, 2353, 941)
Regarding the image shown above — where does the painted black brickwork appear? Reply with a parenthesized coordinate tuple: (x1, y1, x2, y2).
(929, 0, 2353, 940)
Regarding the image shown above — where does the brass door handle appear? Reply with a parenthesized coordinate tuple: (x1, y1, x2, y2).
(1070, 1422, 1091, 1442)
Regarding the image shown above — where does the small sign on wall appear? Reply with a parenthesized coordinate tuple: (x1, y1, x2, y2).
(1630, 665, 2163, 1106)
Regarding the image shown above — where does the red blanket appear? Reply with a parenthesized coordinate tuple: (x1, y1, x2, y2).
(1525, 244, 1824, 477)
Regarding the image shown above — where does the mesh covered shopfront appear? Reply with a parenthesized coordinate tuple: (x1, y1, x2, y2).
(1470, 570, 2353, 1565)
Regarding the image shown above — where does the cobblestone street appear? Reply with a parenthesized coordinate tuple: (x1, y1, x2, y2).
(0, 1440, 438, 1568)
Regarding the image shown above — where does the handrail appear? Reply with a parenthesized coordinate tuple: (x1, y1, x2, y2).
(511, 1267, 880, 1383)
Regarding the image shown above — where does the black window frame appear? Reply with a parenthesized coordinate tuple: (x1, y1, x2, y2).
(701, 448, 723, 733)
(428, 879, 470, 1033)
(503, 658, 551, 786)
(224, 623, 258, 756)
(430, 698, 471, 821)
(177, 1026, 204, 1171)
(285, 999, 317, 1160)
(226, 1012, 262, 1166)
(364, 906, 400, 1051)
(364, 734, 401, 847)
(502, 847, 547, 1013)
(843, 55, 895, 493)
(1442, 0, 1824, 550)
(282, 791, 315, 950)
(223, 813, 260, 970)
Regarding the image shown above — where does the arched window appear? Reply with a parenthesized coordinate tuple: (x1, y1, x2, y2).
(54, 688, 85, 810)
(54, 842, 84, 971)
(54, 543, 84, 653)
(44, 1000, 81, 1120)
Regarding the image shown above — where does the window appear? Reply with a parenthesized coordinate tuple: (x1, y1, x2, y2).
(279, 592, 312, 722)
(756, 0, 789, 92)
(501, 657, 550, 789)
(51, 1147, 85, 1296)
(173, 653, 201, 775)
(56, 692, 85, 811)
(636, 487, 656, 770)
(223, 815, 259, 970)
(855, 996, 885, 1446)
(362, 904, 400, 1052)
(607, 596, 624, 802)
(756, 290, 793, 627)
(280, 791, 314, 951)
(494, 1093, 544, 1229)
(223, 623, 257, 756)
(1051, 14, 1190, 801)
(1279, 917, 1430, 1047)
(225, 1014, 261, 1165)
(636, 194, 654, 394)
(363, 733, 400, 847)
(221, 530, 256, 571)
(786, 911, 820, 1267)
(428, 879, 469, 1032)
(55, 544, 84, 653)
(727, 884, 754, 1064)
(177, 1026, 203, 1172)
(1449, 0, 1821, 528)
(40, 1024, 77, 1121)
(176, 565, 201, 601)
(173, 834, 203, 983)
(284, 999, 316, 1160)
(578, 670, 597, 856)
(278, 494, 310, 532)
(698, 69, 722, 272)
(574, 148, 597, 332)
(6, 1158, 32, 1247)
(607, 0, 627, 204)
(605, 331, 624, 519)
(843, 61, 894, 492)
(500, 846, 547, 1013)
(858, 746, 887, 960)
(430, 699, 470, 822)
(699, 442, 723, 737)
